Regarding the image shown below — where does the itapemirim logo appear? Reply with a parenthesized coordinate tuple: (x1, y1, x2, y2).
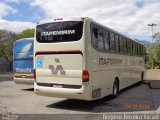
(49, 58, 66, 75)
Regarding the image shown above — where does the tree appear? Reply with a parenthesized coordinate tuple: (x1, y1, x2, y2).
(17, 28, 35, 39)
(146, 44, 160, 69)
(0, 28, 35, 72)
(153, 32, 160, 43)
(152, 45, 160, 66)
(144, 32, 160, 69)
(0, 30, 17, 71)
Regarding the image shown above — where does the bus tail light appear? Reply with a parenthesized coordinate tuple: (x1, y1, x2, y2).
(34, 69, 36, 81)
(82, 70, 89, 82)
(54, 18, 63, 21)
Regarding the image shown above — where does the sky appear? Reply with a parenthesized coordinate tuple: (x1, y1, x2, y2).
(0, 0, 160, 42)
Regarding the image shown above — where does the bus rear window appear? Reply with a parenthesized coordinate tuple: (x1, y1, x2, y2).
(36, 21, 83, 43)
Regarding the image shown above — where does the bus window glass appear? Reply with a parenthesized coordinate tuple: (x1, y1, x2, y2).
(119, 36, 124, 53)
(127, 40, 132, 54)
(131, 41, 133, 55)
(115, 35, 119, 53)
(138, 44, 141, 56)
(123, 38, 127, 53)
(110, 32, 115, 52)
(91, 25, 104, 51)
(36, 21, 83, 43)
(104, 31, 110, 52)
(135, 43, 138, 55)
(133, 42, 136, 55)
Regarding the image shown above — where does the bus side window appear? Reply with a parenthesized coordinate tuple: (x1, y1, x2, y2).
(119, 36, 124, 53)
(93, 28, 98, 38)
(110, 32, 115, 52)
(127, 39, 132, 55)
(131, 41, 133, 55)
(138, 44, 141, 56)
(97, 28, 104, 51)
(104, 31, 110, 52)
(140, 45, 142, 56)
(115, 35, 119, 53)
(133, 42, 136, 55)
(91, 26, 104, 51)
(130, 41, 133, 54)
(91, 27, 98, 49)
(135, 43, 138, 56)
(123, 38, 127, 53)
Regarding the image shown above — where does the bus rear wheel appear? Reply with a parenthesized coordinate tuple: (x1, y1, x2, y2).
(112, 80, 119, 98)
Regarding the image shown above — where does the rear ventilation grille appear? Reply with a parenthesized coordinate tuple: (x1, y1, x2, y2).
(92, 88, 101, 98)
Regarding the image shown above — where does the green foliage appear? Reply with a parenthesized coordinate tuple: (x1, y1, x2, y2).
(145, 52, 151, 69)
(153, 45, 160, 64)
(146, 44, 160, 69)
(0, 43, 3, 57)
(0, 30, 17, 71)
(145, 32, 160, 69)
(0, 29, 35, 72)
(17, 28, 35, 39)
(153, 32, 160, 43)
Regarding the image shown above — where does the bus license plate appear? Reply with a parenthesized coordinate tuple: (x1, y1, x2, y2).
(53, 84, 62, 88)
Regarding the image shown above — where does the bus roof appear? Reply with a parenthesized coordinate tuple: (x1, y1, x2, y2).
(89, 18, 144, 46)
(37, 17, 89, 25)
(15, 38, 34, 43)
(37, 17, 144, 46)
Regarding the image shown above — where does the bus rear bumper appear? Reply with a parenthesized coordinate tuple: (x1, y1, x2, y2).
(34, 83, 91, 101)
(14, 78, 34, 85)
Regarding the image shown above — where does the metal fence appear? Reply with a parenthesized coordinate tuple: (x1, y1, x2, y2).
(0, 62, 10, 73)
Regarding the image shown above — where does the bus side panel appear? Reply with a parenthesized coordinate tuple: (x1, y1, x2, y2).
(88, 21, 145, 100)
(91, 50, 123, 99)
(90, 51, 144, 99)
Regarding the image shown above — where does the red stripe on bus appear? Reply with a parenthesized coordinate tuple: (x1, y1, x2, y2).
(35, 50, 83, 56)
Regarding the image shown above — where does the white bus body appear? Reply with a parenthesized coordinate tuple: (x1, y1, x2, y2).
(34, 17, 145, 101)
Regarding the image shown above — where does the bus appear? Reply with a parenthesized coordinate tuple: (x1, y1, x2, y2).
(34, 17, 145, 101)
(13, 38, 34, 85)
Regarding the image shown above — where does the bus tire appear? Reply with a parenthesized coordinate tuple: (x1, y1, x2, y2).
(112, 79, 119, 99)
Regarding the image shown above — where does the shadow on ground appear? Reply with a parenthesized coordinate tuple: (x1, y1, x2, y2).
(22, 88, 34, 91)
(0, 77, 13, 82)
(46, 83, 160, 113)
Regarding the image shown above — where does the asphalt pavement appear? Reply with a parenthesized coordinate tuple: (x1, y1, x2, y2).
(0, 71, 160, 120)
